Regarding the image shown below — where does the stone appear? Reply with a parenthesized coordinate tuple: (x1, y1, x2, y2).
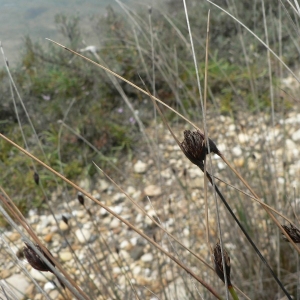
(110, 218, 121, 229)
(292, 128, 300, 141)
(30, 268, 54, 282)
(7, 232, 21, 242)
(141, 253, 153, 263)
(76, 210, 85, 218)
(144, 185, 162, 197)
(112, 193, 126, 203)
(98, 179, 109, 192)
(119, 240, 132, 251)
(59, 251, 73, 262)
(232, 146, 242, 156)
(44, 281, 56, 291)
(34, 294, 43, 300)
(233, 157, 245, 168)
(217, 161, 226, 170)
(2, 274, 30, 299)
(126, 186, 136, 195)
(75, 228, 91, 244)
(43, 232, 54, 243)
(130, 245, 144, 260)
(25, 284, 35, 298)
(36, 215, 52, 232)
(0, 269, 11, 279)
(100, 207, 109, 217)
(49, 290, 59, 299)
(161, 168, 172, 179)
(59, 220, 69, 232)
(165, 269, 174, 282)
(134, 160, 148, 173)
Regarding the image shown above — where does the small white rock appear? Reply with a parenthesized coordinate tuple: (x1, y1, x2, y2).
(112, 193, 126, 203)
(4, 274, 30, 299)
(98, 179, 109, 192)
(120, 240, 130, 249)
(44, 281, 56, 292)
(132, 265, 141, 275)
(134, 160, 148, 174)
(110, 218, 121, 229)
(59, 220, 69, 231)
(144, 185, 162, 197)
(100, 207, 109, 217)
(130, 237, 138, 246)
(30, 268, 54, 282)
(217, 161, 226, 170)
(238, 133, 249, 144)
(141, 253, 153, 263)
(59, 252, 72, 262)
(77, 210, 86, 219)
(232, 146, 242, 156)
(75, 228, 91, 244)
(126, 186, 136, 195)
(292, 129, 300, 141)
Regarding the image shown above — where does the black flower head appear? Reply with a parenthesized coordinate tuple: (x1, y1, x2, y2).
(213, 242, 232, 287)
(33, 172, 39, 185)
(23, 242, 55, 272)
(181, 130, 219, 166)
(77, 192, 85, 206)
(23, 242, 65, 289)
(282, 224, 300, 243)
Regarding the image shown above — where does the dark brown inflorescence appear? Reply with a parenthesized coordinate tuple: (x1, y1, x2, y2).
(213, 242, 232, 287)
(282, 224, 300, 243)
(180, 130, 219, 166)
(23, 242, 55, 272)
(23, 242, 65, 289)
(77, 192, 85, 206)
(33, 172, 39, 185)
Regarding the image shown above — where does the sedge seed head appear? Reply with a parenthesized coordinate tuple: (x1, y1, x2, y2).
(282, 224, 300, 243)
(23, 243, 55, 272)
(181, 130, 219, 166)
(213, 242, 232, 287)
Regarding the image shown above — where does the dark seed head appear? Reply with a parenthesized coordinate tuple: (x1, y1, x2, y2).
(282, 224, 300, 243)
(16, 247, 25, 259)
(213, 242, 232, 287)
(33, 172, 39, 185)
(181, 130, 219, 166)
(62, 215, 68, 225)
(24, 242, 65, 289)
(23, 243, 54, 272)
(77, 192, 85, 206)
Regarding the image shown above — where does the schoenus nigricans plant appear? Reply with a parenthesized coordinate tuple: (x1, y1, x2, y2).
(213, 242, 240, 300)
(33, 172, 39, 185)
(77, 192, 85, 206)
(77, 192, 92, 216)
(180, 130, 220, 166)
(282, 224, 300, 243)
(213, 242, 232, 287)
(23, 242, 65, 289)
(180, 130, 292, 299)
(62, 215, 69, 225)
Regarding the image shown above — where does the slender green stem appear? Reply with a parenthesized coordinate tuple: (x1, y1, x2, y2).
(228, 286, 239, 300)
